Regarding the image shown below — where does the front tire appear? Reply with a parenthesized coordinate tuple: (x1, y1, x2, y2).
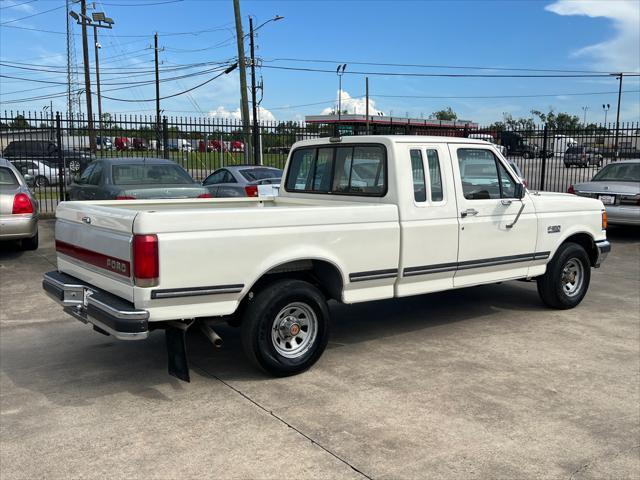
(35, 176, 49, 188)
(537, 242, 591, 309)
(241, 279, 330, 376)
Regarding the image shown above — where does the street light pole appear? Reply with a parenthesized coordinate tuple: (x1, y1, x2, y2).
(336, 64, 347, 129)
(614, 73, 623, 157)
(93, 25, 103, 132)
(602, 103, 610, 125)
(80, 0, 95, 152)
(69, 6, 113, 153)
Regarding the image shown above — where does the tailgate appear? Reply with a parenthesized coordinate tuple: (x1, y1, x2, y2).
(55, 201, 137, 302)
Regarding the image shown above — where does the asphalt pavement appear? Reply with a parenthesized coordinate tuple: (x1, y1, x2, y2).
(1, 220, 639, 479)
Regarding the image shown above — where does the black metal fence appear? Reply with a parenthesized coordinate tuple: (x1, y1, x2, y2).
(1, 111, 638, 213)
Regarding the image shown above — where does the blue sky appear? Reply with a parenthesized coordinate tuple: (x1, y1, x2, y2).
(1, 0, 639, 124)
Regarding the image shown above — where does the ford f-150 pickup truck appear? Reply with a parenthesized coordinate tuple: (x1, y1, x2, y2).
(43, 135, 610, 381)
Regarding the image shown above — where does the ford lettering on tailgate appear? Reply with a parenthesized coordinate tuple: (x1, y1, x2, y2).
(56, 240, 131, 277)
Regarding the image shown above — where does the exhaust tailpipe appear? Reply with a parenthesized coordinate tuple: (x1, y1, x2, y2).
(200, 322, 223, 348)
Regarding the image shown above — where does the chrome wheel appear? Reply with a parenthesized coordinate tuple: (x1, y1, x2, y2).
(271, 302, 318, 359)
(561, 258, 584, 297)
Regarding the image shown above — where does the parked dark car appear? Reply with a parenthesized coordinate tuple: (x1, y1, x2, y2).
(67, 157, 212, 200)
(2, 140, 93, 173)
(564, 146, 603, 168)
(96, 136, 113, 150)
(203, 165, 282, 197)
(132, 138, 148, 151)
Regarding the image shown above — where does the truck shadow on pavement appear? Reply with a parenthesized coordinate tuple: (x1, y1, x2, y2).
(2, 281, 544, 403)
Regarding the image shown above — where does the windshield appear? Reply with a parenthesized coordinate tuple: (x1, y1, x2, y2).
(112, 163, 194, 185)
(239, 168, 282, 182)
(592, 163, 640, 182)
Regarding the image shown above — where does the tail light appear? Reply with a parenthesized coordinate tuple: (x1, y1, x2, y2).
(12, 193, 34, 214)
(133, 234, 159, 287)
(116, 195, 136, 200)
(197, 193, 212, 198)
(567, 185, 575, 194)
(602, 211, 608, 230)
(244, 185, 259, 197)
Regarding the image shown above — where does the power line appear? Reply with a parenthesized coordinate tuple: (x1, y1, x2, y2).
(0, 0, 38, 10)
(0, 3, 65, 25)
(102, 0, 183, 5)
(1, 23, 235, 37)
(262, 64, 638, 79)
(263, 57, 639, 75)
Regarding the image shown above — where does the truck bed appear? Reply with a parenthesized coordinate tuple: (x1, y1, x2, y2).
(54, 196, 400, 320)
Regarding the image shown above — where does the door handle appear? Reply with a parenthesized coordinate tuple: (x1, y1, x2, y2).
(501, 199, 512, 206)
(460, 208, 479, 218)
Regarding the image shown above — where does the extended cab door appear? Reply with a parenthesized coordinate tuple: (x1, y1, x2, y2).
(396, 144, 459, 296)
(449, 145, 539, 287)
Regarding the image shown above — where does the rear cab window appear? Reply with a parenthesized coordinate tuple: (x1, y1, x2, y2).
(409, 148, 444, 203)
(285, 144, 387, 196)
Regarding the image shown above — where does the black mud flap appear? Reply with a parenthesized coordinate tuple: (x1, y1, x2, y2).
(166, 326, 190, 382)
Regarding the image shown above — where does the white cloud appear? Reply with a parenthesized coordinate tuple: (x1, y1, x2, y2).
(545, 0, 640, 72)
(321, 90, 383, 115)
(207, 105, 276, 122)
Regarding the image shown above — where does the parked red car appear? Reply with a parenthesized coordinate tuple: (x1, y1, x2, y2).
(114, 137, 130, 151)
(230, 140, 245, 152)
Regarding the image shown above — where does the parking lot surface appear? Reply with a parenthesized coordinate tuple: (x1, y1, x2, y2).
(1, 220, 639, 479)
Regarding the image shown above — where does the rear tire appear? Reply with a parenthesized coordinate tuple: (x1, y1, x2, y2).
(21, 231, 38, 251)
(537, 242, 590, 309)
(35, 176, 48, 188)
(241, 279, 330, 376)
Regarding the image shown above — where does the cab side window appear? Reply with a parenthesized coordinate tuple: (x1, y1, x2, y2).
(77, 163, 95, 183)
(410, 149, 426, 202)
(458, 148, 516, 200)
(426, 149, 443, 202)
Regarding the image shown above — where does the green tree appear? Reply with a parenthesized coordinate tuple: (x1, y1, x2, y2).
(10, 115, 30, 129)
(530, 109, 581, 130)
(431, 107, 457, 121)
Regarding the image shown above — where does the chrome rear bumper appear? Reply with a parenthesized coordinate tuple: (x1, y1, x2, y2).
(43, 271, 149, 340)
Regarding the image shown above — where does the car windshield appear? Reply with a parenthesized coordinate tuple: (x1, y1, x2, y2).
(0, 167, 18, 186)
(239, 168, 282, 182)
(112, 163, 194, 185)
(592, 163, 640, 182)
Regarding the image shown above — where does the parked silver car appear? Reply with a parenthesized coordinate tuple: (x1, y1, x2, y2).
(569, 160, 640, 226)
(203, 165, 282, 197)
(0, 157, 39, 249)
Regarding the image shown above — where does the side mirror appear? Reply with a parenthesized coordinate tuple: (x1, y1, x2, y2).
(23, 174, 35, 188)
(514, 183, 525, 199)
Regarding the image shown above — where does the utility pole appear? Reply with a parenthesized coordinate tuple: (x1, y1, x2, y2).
(154, 32, 161, 155)
(232, 0, 252, 162)
(614, 73, 623, 158)
(249, 17, 260, 165)
(65, 0, 74, 126)
(80, 0, 95, 152)
(365, 77, 370, 134)
(581, 106, 589, 125)
(93, 25, 103, 132)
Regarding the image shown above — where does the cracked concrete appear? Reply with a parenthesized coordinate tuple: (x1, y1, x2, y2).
(1, 221, 639, 479)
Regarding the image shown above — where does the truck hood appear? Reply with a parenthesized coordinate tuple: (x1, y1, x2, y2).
(117, 184, 209, 199)
(529, 190, 603, 213)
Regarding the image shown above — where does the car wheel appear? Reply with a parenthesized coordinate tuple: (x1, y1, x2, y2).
(35, 176, 49, 188)
(537, 242, 591, 309)
(523, 152, 531, 159)
(241, 279, 330, 376)
(21, 231, 38, 251)
(68, 160, 81, 173)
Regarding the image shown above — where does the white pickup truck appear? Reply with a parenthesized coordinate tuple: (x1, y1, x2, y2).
(43, 135, 610, 381)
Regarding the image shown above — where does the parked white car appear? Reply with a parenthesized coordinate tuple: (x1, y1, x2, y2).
(43, 136, 609, 381)
(11, 159, 70, 188)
